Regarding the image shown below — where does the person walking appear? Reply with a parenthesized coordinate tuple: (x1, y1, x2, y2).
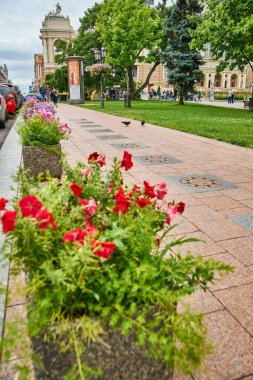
(228, 90, 232, 104)
(39, 84, 46, 101)
(51, 88, 58, 107)
(231, 89, 235, 104)
(45, 85, 51, 103)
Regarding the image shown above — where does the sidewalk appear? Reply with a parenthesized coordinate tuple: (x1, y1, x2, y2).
(57, 103, 253, 379)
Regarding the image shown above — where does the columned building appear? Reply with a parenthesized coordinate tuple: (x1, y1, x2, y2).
(34, 3, 74, 88)
(0, 64, 8, 83)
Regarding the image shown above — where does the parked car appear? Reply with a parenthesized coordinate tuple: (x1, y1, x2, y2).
(0, 84, 16, 114)
(0, 93, 8, 128)
(23, 93, 43, 101)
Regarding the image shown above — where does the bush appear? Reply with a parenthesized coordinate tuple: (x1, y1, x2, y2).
(0, 151, 232, 378)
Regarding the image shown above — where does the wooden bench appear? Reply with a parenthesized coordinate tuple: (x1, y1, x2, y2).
(243, 100, 250, 108)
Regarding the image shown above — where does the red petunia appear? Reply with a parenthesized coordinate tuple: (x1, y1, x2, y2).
(1, 210, 17, 233)
(0, 197, 8, 211)
(143, 181, 156, 198)
(19, 195, 42, 217)
(136, 197, 152, 208)
(79, 198, 98, 216)
(176, 201, 185, 214)
(156, 182, 167, 200)
(120, 151, 133, 171)
(63, 228, 88, 245)
(112, 188, 130, 214)
(92, 240, 116, 259)
(70, 182, 83, 197)
(35, 208, 57, 230)
(88, 152, 106, 167)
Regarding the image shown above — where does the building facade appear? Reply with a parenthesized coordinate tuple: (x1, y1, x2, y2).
(0, 64, 8, 83)
(34, 3, 74, 88)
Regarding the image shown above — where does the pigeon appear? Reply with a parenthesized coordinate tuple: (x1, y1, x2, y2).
(121, 121, 131, 127)
(140, 120, 145, 127)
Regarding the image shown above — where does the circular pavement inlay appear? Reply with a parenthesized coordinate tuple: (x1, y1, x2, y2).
(179, 176, 223, 188)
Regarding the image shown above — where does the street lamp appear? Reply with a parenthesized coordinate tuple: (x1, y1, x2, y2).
(94, 46, 107, 108)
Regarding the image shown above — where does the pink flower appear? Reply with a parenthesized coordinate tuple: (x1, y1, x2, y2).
(63, 228, 88, 245)
(19, 195, 42, 217)
(79, 169, 90, 177)
(156, 182, 167, 200)
(70, 182, 83, 197)
(35, 208, 57, 230)
(165, 205, 180, 225)
(1, 210, 17, 233)
(112, 188, 130, 214)
(92, 240, 116, 259)
(0, 198, 8, 211)
(88, 152, 106, 167)
(120, 151, 133, 171)
(107, 181, 114, 194)
(136, 197, 152, 208)
(143, 181, 156, 199)
(79, 198, 98, 216)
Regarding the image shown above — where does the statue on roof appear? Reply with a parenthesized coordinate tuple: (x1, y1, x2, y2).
(55, 3, 62, 15)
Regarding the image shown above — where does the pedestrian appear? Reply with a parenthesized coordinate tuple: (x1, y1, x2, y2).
(231, 89, 235, 104)
(197, 91, 201, 102)
(208, 91, 211, 101)
(39, 84, 46, 101)
(51, 88, 58, 107)
(45, 85, 51, 103)
(228, 90, 232, 104)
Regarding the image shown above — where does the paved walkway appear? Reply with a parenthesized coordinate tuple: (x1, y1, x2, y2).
(57, 103, 253, 379)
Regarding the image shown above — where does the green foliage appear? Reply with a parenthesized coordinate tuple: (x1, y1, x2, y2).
(81, 100, 253, 148)
(2, 155, 233, 377)
(190, 0, 253, 72)
(18, 115, 66, 146)
(45, 66, 68, 93)
(161, 0, 204, 104)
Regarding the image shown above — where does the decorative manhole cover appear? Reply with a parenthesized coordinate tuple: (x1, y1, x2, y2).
(113, 143, 146, 149)
(97, 135, 128, 140)
(135, 154, 182, 165)
(80, 124, 102, 128)
(87, 129, 113, 133)
(179, 176, 223, 188)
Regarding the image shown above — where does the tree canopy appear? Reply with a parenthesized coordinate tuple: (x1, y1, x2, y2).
(161, 0, 204, 104)
(190, 0, 253, 72)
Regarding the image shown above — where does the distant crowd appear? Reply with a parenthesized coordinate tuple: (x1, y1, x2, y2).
(39, 84, 59, 106)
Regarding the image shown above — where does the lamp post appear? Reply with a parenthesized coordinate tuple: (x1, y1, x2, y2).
(94, 46, 107, 108)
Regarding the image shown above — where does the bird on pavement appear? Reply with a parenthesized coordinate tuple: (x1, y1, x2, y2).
(140, 120, 145, 127)
(121, 121, 131, 127)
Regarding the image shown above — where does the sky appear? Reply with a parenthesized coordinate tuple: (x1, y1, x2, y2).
(0, 1, 101, 92)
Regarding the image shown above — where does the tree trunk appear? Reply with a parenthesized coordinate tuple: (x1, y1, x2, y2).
(126, 67, 134, 108)
(178, 95, 184, 105)
(140, 61, 161, 91)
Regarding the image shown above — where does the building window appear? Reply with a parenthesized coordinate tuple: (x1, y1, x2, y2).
(230, 74, 238, 88)
(132, 65, 138, 78)
(214, 74, 221, 87)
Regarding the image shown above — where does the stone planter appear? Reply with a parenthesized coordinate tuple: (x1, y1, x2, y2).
(22, 144, 63, 178)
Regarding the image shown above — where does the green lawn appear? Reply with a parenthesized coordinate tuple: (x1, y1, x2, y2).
(80, 100, 253, 148)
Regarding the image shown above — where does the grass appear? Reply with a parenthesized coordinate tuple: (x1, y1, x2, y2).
(80, 100, 253, 148)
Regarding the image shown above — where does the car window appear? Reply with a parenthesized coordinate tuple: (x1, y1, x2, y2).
(0, 87, 9, 98)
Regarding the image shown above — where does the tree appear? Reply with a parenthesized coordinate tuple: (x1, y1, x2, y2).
(190, 0, 253, 98)
(161, 0, 204, 105)
(45, 66, 68, 93)
(97, 0, 159, 107)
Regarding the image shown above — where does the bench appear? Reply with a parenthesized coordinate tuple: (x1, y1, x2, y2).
(243, 101, 250, 108)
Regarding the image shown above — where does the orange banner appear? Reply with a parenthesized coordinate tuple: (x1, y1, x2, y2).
(68, 60, 80, 86)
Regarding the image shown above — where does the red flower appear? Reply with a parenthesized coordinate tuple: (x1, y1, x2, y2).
(120, 151, 133, 171)
(70, 182, 83, 197)
(19, 195, 42, 217)
(35, 208, 57, 230)
(1, 210, 17, 233)
(112, 188, 130, 214)
(92, 240, 116, 259)
(143, 181, 156, 198)
(88, 152, 106, 167)
(128, 184, 141, 198)
(0, 198, 8, 211)
(63, 228, 88, 245)
(156, 182, 167, 200)
(136, 197, 152, 208)
(176, 202, 185, 214)
(79, 198, 97, 216)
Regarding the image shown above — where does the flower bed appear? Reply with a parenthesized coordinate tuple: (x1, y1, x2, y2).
(0, 150, 232, 379)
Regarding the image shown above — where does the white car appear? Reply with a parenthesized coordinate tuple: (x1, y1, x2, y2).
(0, 93, 7, 128)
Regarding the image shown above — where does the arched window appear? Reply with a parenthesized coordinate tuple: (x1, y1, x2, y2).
(199, 74, 205, 87)
(230, 74, 238, 88)
(214, 74, 221, 88)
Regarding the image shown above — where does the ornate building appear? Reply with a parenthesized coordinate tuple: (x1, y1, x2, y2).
(34, 3, 74, 88)
(134, 44, 251, 94)
(0, 64, 8, 83)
